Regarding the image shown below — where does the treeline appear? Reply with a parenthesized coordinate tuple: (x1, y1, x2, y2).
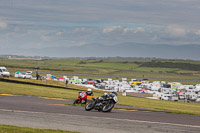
(139, 61, 200, 71)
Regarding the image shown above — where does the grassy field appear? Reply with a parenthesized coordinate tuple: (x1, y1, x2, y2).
(0, 125, 77, 133)
(1, 77, 200, 115)
(0, 78, 104, 99)
(0, 59, 200, 83)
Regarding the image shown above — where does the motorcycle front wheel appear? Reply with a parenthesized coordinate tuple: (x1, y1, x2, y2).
(73, 99, 79, 104)
(85, 101, 95, 111)
(102, 101, 115, 112)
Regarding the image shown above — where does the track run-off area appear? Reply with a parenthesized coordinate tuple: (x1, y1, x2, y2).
(0, 95, 200, 133)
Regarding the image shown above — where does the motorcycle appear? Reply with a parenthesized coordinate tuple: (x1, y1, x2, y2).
(85, 92, 118, 112)
(73, 91, 87, 104)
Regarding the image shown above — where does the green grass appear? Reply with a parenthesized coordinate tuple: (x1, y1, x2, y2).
(0, 78, 104, 99)
(1, 78, 200, 115)
(117, 96, 200, 115)
(0, 125, 77, 133)
(79, 62, 136, 70)
(1, 59, 200, 83)
(134, 67, 179, 72)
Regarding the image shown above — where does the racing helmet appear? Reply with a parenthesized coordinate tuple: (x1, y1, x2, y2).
(87, 88, 92, 92)
(112, 91, 118, 96)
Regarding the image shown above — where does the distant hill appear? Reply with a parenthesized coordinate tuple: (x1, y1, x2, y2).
(1, 43, 200, 60)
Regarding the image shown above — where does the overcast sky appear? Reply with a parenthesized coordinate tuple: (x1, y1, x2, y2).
(0, 0, 200, 51)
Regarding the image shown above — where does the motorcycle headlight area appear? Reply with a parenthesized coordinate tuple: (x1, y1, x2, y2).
(113, 96, 118, 102)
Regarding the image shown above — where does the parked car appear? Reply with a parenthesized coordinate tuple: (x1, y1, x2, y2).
(18, 71, 32, 79)
(26, 71, 32, 75)
(0, 67, 10, 77)
(160, 94, 171, 100)
(196, 96, 200, 103)
(18, 72, 27, 79)
(25, 71, 32, 79)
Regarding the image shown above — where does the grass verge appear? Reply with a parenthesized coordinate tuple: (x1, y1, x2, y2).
(0, 125, 77, 133)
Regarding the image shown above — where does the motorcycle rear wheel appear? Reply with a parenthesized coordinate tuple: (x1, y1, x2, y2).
(85, 101, 94, 111)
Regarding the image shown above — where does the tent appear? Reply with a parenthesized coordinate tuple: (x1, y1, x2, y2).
(178, 91, 183, 93)
(15, 71, 20, 74)
(69, 78, 75, 81)
(140, 88, 147, 93)
(76, 79, 81, 82)
(14, 71, 21, 78)
(51, 76, 57, 79)
(47, 78, 54, 80)
(140, 88, 147, 91)
(172, 87, 178, 91)
(87, 81, 94, 84)
(58, 77, 65, 82)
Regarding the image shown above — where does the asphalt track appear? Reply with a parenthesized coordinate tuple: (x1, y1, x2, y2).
(0, 95, 200, 133)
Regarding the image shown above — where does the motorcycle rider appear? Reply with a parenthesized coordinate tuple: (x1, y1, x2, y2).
(111, 91, 118, 96)
(80, 89, 93, 104)
(86, 88, 93, 96)
(99, 91, 117, 100)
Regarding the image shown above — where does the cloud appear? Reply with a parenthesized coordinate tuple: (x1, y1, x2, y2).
(195, 30, 200, 36)
(40, 34, 51, 41)
(39, 31, 64, 41)
(73, 27, 91, 34)
(102, 26, 146, 35)
(123, 27, 145, 34)
(0, 21, 8, 29)
(166, 25, 186, 38)
(1, 0, 200, 55)
(102, 26, 122, 33)
(56, 32, 63, 36)
(14, 27, 20, 32)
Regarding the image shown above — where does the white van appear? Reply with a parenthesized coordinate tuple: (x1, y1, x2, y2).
(0, 67, 10, 77)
